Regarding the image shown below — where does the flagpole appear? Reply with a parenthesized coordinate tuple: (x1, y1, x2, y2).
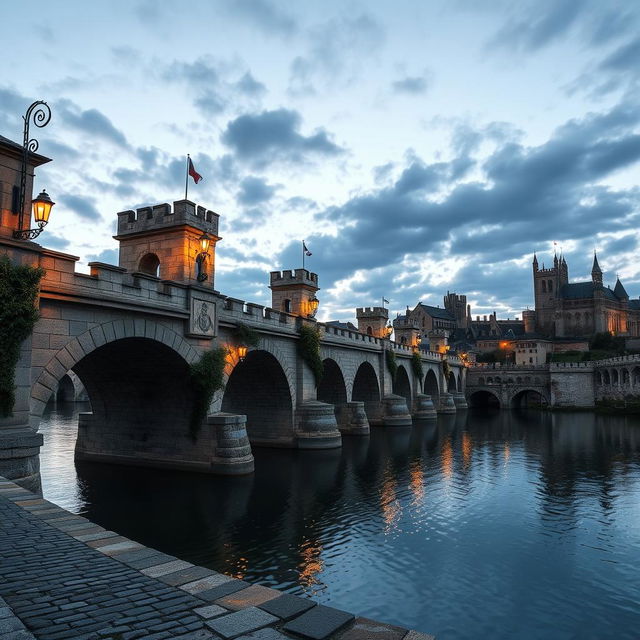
(302, 240, 305, 271)
(185, 154, 190, 201)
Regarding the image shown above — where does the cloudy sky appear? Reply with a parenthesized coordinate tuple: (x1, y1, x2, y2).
(3, 0, 640, 322)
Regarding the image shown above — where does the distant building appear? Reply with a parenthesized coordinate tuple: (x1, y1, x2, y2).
(532, 252, 640, 337)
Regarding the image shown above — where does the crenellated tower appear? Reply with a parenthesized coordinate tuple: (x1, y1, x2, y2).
(269, 269, 319, 318)
(356, 306, 389, 338)
(443, 291, 468, 329)
(533, 252, 568, 336)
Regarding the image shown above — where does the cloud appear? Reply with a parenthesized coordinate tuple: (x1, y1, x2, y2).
(57, 100, 128, 148)
(59, 194, 103, 221)
(235, 72, 267, 97)
(221, 109, 343, 165)
(237, 176, 279, 205)
(288, 14, 385, 95)
(42, 233, 70, 251)
(86, 248, 119, 265)
(392, 73, 431, 95)
(273, 100, 640, 313)
(222, 0, 297, 37)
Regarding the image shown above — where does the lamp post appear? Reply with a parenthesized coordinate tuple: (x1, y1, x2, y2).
(196, 232, 211, 282)
(13, 100, 54, 241)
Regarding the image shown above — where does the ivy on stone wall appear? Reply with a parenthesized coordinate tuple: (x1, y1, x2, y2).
(298, 325, 323, 386)
(189, 346, 227, 440)
(386, 349, 398, 381)
(232, 322, 260, 347)
(411, 351, 424, 380)
(0, 256, 45, 417)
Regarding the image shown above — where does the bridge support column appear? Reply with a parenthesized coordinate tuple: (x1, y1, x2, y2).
(380, 394, 412, 427)
(0, 429, 43, 494)
(295, 400, 342, 449)
(452, 392, 468, 410)
(208, 413, 254, 475)
(335, 401, 369, 436)
(412, 394, 437, 419)
(437, 393, 457, 414)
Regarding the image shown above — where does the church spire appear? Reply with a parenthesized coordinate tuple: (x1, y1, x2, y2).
(592, 252, 602, 287)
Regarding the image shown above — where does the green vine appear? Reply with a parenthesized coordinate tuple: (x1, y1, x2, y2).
(442, 357, 451, 380)
(189, 347, 227, 440)
(0, 256, 45, 417)
(411, 351, 424, 380)
(386, 349, 398, 381)
(232, 322, 260, 348)
(298, 325, 323, 386)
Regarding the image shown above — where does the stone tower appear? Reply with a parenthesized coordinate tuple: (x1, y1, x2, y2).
(522, 309, 536, 334)
(356, 306, 389, 338)
(114, 200, 221, 286)
(591, 252, 603, 287)
(269, 269, 319, 317)
(393, 308, 421, 347)
(533, 252, 568, 336)
(444, 291, 469, 329)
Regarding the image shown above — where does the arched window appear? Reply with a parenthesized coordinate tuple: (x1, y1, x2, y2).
(283, 299, 291, 313)
(367, 326, 373, 336)
(548, 280, 553, 292)
(541, 280, 547, 293)
(138, 253, 160, 277)
(400, 336, 407, 344)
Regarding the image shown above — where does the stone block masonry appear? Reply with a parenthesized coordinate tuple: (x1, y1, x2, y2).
(0, 476, 435, 640)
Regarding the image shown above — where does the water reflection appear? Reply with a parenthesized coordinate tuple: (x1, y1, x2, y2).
(38, 403, 640, 640)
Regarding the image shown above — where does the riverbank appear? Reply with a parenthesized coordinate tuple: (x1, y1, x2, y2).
(0, 476, 434, 640)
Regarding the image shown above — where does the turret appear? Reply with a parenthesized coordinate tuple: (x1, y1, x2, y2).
(356, 306, 390, 338)
(269, 269, 319, 318)
(392, 309, 420, 347)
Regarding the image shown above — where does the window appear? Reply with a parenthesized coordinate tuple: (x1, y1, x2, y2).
(283, 299, 291, 313)
(138, 253, 160, 277)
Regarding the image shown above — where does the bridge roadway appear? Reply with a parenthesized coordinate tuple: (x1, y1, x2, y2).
(0, 476, 434, 640)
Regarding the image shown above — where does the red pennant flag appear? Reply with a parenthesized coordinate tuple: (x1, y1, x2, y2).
(188, 157, 202, 184)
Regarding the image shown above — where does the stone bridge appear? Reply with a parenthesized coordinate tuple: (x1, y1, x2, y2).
(1, 199, 466, 492)
(466, 355, 640, 409)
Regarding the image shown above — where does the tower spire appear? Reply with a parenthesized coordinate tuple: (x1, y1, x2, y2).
(592, 251, 602, 287)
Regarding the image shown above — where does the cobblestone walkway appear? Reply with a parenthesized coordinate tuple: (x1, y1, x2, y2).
(0, 478, 434, 640)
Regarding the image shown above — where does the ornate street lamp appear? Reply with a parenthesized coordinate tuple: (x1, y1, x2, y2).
(237, 345, 248, 362)
(196, 232, 211, 282)
(307, 296, 319, 318)
(13, 101, 54, 241)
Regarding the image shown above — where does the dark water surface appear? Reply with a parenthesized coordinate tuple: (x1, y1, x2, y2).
(39, 403, 640, 640)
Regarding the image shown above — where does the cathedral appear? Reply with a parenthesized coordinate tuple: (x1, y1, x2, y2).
(528, 252, 640, 338)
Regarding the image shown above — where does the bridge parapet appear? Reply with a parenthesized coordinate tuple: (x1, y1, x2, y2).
(592, 354, 640, 367)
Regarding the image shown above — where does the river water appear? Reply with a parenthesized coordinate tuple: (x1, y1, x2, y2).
(39, 403, 640, 640)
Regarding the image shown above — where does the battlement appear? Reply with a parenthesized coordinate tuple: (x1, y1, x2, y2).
(269, 269, 319, 288)
(393, 315, 419, 329)
(115, 200, 219, 238)
(356, 306, 388, 318)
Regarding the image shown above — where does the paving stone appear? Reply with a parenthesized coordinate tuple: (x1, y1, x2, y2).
(96, 540, 146, 556)
(141, 559, 193, 578)
(158, 565, 215, 586)
(4, 630, 37, 640)
(180, 573, 235, 595)
(193, 604, 229, 619)
(236, 629, 291, 639)
(75, 531, 117, 543)
(282, 604, 355, 639)
(205, 607, 278, 639)
(171, 631, 217, 640)
(258, 593, 316, 621)
(0, 616, 26, 633)
(199, 580, 251, 603)
(124, 552, 177, 570)
(216, 585, 281, 612)
(87, 535, 130, 548)
(403, 631, 436, 640)
(335, 617, 408, 640)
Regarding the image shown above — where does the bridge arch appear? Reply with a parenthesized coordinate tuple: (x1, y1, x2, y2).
(222, 349, 293, 445)
(448, 371, 457, 391)
(468, 389, 500, 408)
(510, 388, 549, 408)
(424, 368, 439, 397)
(317, 358, 348, 411)
(393, 364, 412, 407)
(31, 320, 199, 426)
(352, 361, 380, 422)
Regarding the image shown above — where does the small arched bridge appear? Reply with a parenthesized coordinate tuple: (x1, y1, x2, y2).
(1, 225, 465, 491)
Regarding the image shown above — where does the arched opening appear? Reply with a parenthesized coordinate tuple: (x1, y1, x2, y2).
(138, 253, 160, 277)
(633, 367, 640, 386)
(424, 369, 439, 397)
(448, 371, 457, 391)
(611, 369, 619, 385)
(469, 390, 500, 408)
(393, 365, 412, 406)
(602, 370, 610, 385)
(366, 326, 373, 336)
(511, 389, 548, 409)
(622, 369, 630, 385)
(71, 337, 197, 468)
(282, 299, 291, 313)
(457, 373, 462, 391)
(317, 359, 348, 414)
(595, 371, 602, 385)
(352, 361, 380, 422)
(222, 350, 293, 445)
(55, 374, 75, 402)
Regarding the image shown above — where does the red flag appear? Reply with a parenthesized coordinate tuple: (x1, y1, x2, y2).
(188, 157, 202, 184)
